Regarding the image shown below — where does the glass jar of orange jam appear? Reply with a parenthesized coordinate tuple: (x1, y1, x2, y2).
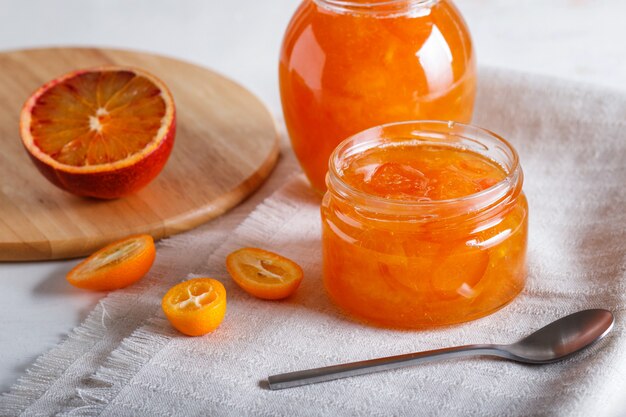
(321, 121, 528, 328)
(280, 0, 476, 192)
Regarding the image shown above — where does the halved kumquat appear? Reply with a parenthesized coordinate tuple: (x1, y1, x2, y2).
(162, 278, 227, 336)
(66, 234, 155, 291)
(226, 247, 303, 300)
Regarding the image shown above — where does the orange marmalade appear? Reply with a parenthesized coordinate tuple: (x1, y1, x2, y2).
(280, 0, 476, 192)
(321, 121, 528, 328)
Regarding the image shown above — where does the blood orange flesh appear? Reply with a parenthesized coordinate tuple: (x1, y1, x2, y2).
(20, 67, 176, 199)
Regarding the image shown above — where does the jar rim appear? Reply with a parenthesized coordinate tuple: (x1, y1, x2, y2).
(313, 0, 438, 16)
(326, 120, 523, 217)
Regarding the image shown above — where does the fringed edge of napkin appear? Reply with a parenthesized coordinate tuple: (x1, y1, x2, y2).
(0, 248, 181, 417)
(62, 317, 176, 417)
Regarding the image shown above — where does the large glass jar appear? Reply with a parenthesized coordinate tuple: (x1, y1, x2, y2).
(321, 121, 528, 328)
(280, 0, 476, 192)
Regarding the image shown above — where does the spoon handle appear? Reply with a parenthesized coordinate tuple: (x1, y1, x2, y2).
(267, 344, 500, 390)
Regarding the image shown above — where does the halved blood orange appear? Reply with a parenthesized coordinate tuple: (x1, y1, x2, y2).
(66, 234, 156, 291)
(20, 66, 176, 199)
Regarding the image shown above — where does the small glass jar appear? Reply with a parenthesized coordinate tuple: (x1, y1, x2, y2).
(321, 121, 528, 328)
(280, 0, 476, 192)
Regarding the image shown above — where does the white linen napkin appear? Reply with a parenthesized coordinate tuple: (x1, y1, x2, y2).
(2, 68, 625, 417)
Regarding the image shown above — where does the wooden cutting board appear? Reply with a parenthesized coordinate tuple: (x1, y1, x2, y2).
(0, 48, 280, 261)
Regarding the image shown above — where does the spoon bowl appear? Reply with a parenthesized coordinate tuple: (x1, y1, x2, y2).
(267, 309, 615, 390)
(502, 309, 614, 363)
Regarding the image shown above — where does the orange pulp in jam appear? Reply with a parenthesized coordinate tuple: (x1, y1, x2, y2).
(280, 0, 476, 191)
(341, 145, 506, 200)
(321, 136, 528, 328)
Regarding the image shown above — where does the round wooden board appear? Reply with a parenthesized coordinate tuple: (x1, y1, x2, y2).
(0, 48, 279, 261)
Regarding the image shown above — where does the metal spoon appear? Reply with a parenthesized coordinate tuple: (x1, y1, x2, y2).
(267, 309, 614, 390)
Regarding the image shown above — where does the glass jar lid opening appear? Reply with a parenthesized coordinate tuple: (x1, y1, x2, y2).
(326, 120, 523, 220)
(313, 0, 439, 16)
